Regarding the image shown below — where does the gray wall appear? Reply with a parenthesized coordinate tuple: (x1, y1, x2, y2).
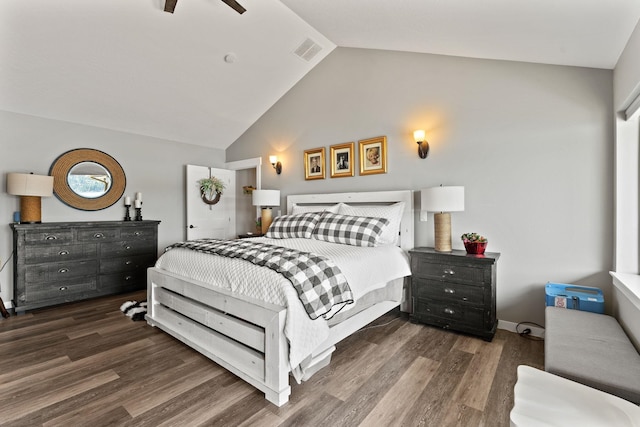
(0, 110, 225, 305)
(227, 47, 614, 326)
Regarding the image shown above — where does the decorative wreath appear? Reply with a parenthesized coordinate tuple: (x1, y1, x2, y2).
(198, 177, 225, 206)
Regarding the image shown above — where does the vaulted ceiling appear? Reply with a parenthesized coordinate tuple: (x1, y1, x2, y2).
(2, 0, 639, 150)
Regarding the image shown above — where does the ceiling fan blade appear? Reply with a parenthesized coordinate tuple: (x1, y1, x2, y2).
(164, 0, 178, 13)
(221, 0, 246, 14)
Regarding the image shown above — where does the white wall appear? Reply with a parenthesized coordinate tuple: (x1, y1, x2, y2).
(227, 47, 614, 326)
(614, 19, 640, 273)
(0, 110, 225, 306)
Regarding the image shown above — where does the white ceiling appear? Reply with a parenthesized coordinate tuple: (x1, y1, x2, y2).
(2, 0, 639, 150)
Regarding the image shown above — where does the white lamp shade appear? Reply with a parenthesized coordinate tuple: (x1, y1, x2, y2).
(421, 186, 465, 212)
(413, 130, 426, 142)
(7, 173, 54, 197)
(269, 155, 278, 164)
(252, 189, 280, 207)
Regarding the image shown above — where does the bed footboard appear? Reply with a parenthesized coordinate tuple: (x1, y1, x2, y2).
(146, 267, 291, 406)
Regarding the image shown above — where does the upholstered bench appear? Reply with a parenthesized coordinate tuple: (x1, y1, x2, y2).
(510, 365, 640, 427)
(545, 306, 640, 404)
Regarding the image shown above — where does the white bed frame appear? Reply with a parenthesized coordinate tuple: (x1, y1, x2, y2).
(146, 190, 414, 406)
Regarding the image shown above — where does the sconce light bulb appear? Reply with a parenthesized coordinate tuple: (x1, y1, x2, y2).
(413, 130, 426, 143)
(269, 155, 277, 165)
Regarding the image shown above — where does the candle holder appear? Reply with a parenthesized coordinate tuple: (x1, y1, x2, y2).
(124, 204, 132, 221)
(135, 207, 142, 221)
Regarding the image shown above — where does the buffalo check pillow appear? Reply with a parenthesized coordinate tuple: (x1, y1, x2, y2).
(311, 212, 390, 247)
(265, 212, 321, 239)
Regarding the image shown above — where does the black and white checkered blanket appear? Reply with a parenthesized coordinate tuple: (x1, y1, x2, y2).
(165, 239, 353, 320)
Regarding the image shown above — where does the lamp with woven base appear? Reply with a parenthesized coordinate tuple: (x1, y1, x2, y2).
(7, 173, 54, 223)
(421, 186, 465, 252)
(252, 189, 280, 234)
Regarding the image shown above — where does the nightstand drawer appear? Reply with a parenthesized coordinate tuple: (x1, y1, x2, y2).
(413, 298, 484, 325)
(413, 278, 484, 305)
(411, 258, 486, 285)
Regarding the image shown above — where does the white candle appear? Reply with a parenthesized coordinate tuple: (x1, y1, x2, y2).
(124, 196, 131, 206)
(135, 192, 142, 202)
(134, 200, 142, 208)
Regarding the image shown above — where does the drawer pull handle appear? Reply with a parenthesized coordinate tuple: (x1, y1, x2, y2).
(134, 231, 141, 236)
(443, 268, 455, 275)
(444, 288, 455, 294)
(58, 268, 69, 273)
(58, 250, 69, 256)
(462, 297, 468, 301)
(59, 286, 68, 291)
(444, 308, 455, 315)
(125, 245, 132, 250)
(94, 233, 105, 239)
(45, 235, 58, 240)
(125, 260, 132, 265)
(125, 275, 133, 281)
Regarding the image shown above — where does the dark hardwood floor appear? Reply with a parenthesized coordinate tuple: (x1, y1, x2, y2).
(0, 291, 544, 426)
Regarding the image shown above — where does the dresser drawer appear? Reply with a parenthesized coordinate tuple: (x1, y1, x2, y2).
(25, 260, 98, 283)
(413, 278, 485, 305)
(18, 277, 98, 305)
(24, 243, 97, 264)
(77, 228, 121, 242)
(100, 271, 147, 293)
(411, 258, 486, 285)
(100, 240, 156, 257)
(121, 227, 155, 240)
(100, 254, 156, 273)
(413, 298, 484, 326)
(24, 230, 74, 244)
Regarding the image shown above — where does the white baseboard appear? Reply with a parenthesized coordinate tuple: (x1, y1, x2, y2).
(498, 320, 545, 339)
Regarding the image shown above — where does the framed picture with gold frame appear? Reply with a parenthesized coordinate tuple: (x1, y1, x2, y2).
(304, 147, 325, 180)
(359, 136, 387, 175)
(330, 142, 355, 178)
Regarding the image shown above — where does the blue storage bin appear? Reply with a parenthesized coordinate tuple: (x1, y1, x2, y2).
(545, 282, 604, 314)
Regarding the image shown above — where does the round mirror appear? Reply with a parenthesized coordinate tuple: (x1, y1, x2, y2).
(50, 149, 126, 211)
(67, 162, 113, 199)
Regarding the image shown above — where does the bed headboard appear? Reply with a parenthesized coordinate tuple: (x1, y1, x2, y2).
(287, 190, 414, 251)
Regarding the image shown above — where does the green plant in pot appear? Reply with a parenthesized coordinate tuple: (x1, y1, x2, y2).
(198, 177, 226, 205)
(461, 232, 488, 254)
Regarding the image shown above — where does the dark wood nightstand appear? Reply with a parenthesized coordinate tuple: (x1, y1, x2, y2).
(410, 247, 500, 341)
(237, 233, 264, 239)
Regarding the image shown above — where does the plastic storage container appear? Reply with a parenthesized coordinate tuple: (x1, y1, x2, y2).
(545, 282, 604, 314)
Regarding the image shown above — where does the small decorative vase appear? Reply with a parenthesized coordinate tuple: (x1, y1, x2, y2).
(464, 241, 487, 255)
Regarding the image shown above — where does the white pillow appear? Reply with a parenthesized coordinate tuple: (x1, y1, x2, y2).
(338, 202, 405, 246)
(290, 203, 342, 215)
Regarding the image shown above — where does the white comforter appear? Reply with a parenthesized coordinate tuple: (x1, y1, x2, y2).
(155, 237, 411, 381)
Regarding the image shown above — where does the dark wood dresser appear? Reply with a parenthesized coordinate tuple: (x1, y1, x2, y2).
(11, 220, 160, 314)
(410, 247, 500, 341)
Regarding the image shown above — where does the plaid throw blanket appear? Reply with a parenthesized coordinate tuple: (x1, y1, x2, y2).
(165, 239, 353, 320)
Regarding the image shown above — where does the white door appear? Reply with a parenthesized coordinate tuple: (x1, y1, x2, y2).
(186, 165, 236, 240)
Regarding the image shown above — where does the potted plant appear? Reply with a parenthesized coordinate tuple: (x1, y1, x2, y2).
(461, 232, 488, 255)
(198, 177, 226, 205)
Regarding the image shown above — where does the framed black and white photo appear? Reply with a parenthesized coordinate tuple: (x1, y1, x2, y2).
(330, 142, 355, 178)
(304, 147, 325, 180)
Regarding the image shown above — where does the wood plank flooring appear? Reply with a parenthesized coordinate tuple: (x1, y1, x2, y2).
(0, 291, 544, 426)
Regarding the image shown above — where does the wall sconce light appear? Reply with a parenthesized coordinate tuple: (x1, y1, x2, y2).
(6, 172, 54, 223)
(413, 130, 429, 159)
(269, 155, 282, 174)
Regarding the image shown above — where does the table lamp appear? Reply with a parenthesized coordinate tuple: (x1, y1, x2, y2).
(7, 173, 54, 223)
(421, 186, 465, 252)
(252, 189, 280, 234)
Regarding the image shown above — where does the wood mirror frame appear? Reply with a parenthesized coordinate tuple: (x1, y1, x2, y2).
(49, 148, 126, 211)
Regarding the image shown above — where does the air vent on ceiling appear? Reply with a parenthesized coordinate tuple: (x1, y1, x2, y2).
(294, 38, 322, 62)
